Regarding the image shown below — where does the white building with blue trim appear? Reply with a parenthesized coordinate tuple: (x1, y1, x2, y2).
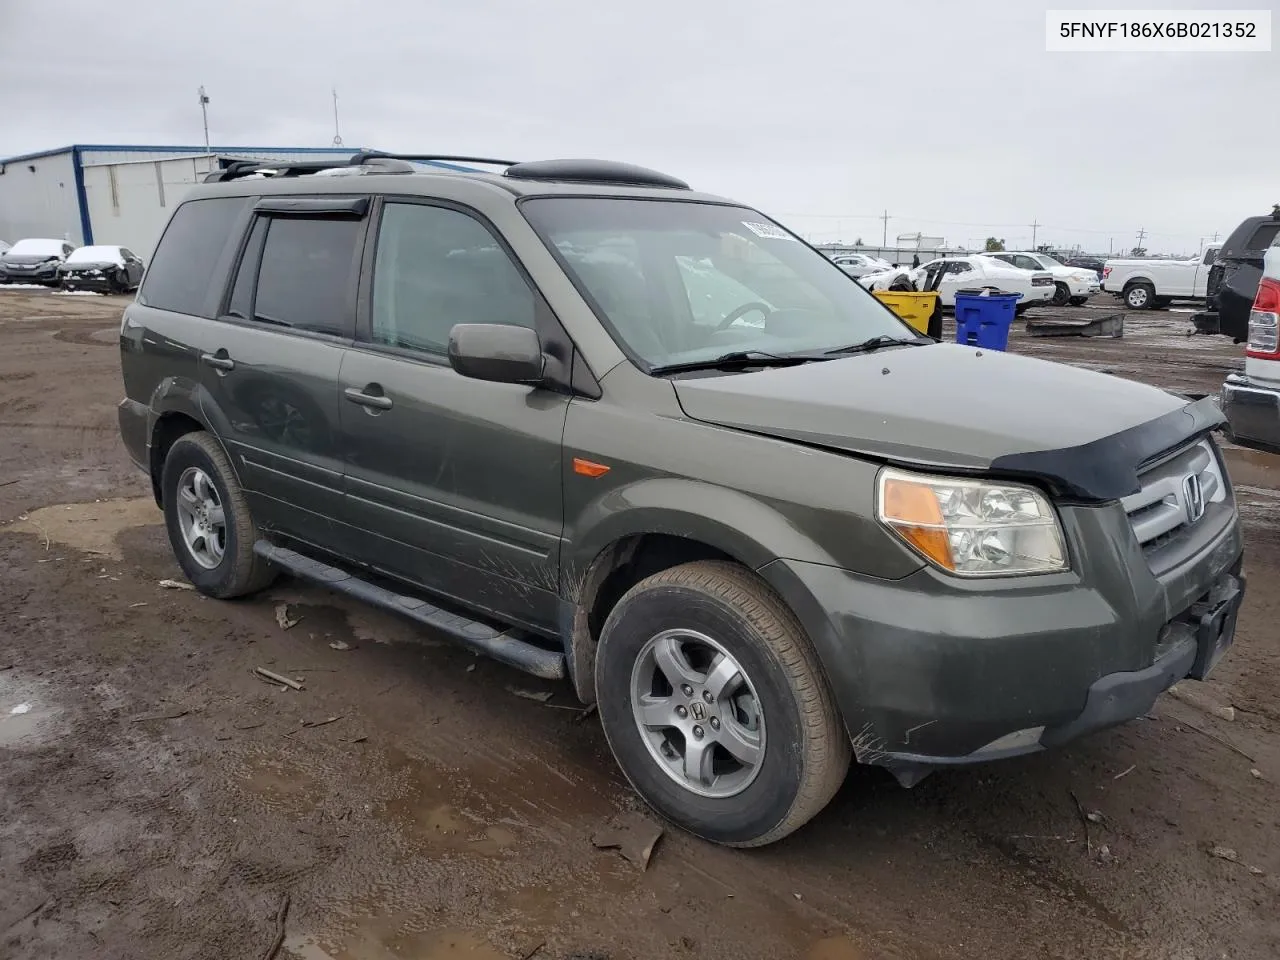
(0, 144, 366, 257)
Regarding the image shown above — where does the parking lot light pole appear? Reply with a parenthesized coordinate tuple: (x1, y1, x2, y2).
(198, 86, 210, 154)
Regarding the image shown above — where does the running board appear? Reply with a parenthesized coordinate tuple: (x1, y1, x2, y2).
(253, 541, 566, 680)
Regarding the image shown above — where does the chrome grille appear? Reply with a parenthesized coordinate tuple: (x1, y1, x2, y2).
(1123, 438, 1226, 552)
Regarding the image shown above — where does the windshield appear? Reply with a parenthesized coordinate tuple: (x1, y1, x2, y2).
(1035, 254, 1065, 267)
(521, 198, 910, 370)
(7, 238, 65, 257)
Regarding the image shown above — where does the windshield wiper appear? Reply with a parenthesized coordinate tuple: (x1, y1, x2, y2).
(649, 350, 826, 375)
(824, 334, 928, 356)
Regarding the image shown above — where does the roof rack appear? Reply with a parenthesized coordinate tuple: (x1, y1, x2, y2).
(349, 151, 520, 168)
(203, 155, 422, 183)
(201, 152, 691, 190)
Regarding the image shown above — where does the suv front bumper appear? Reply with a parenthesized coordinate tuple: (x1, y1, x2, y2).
(760, 502, 1244, 784)
(1222, 372, 1280, 455)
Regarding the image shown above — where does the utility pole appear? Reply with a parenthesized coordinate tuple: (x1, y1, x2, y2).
(1136, 226, 1147, 251)
(880, 209, 890, 248)
(1212, 231, 1220, 243)
(331, 88, 344, 147)
(198, 86, 210, 153)
(1030, 219, 1040, 250)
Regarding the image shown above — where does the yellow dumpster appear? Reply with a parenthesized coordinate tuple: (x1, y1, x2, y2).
(873, 291, 939, 336)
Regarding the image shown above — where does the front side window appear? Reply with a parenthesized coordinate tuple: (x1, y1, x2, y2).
(521, 198, 907, 370)
(370, 202, 537, 356)
(252, 216, 361, 336)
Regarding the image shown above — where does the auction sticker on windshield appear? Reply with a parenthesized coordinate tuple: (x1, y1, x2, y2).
(741, 221, 798, 241)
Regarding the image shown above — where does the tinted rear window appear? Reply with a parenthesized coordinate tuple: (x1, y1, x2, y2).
(1247, 223, 1280, 251)
(140, 197, 249, 315)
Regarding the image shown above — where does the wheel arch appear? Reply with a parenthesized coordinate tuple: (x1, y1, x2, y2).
(561, 482, 840, 704)
(146, 383, 238, 508)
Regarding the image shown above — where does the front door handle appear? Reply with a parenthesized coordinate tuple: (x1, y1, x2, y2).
(344, 387, 393, 411)
(200, 352, 235, 371)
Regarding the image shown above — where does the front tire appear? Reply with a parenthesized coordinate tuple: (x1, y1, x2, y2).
(1124, 282, 1155, 310)
(1051, 282, 1071, 306)
(161, 432, 276, 598)
(595, 561, 850, 847)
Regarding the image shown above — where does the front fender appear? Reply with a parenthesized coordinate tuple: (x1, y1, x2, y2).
(564, 477, 841, 595)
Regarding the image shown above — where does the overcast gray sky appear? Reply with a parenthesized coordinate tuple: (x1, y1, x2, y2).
(1, 0, 1274, 254)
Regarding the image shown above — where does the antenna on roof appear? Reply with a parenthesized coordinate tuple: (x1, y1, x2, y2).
(331, 89, 344, 148)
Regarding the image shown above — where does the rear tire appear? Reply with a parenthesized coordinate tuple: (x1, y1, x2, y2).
(595, 560, 850, 847)
(1124, 282, 1155, 310)
(161, 432, 276, 599)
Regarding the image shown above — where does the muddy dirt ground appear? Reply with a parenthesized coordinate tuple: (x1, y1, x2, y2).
(1, 289, 1277, 960)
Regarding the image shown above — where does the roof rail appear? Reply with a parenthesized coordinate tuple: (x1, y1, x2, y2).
(349, 151, 519, 168)
(202, 155, 421, 183)
(503, 159, 690, 190)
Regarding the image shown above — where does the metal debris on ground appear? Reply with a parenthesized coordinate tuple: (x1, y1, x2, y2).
(1025, 313, 1124, 338)
(300, 715, 343, 729)
(130, 709, 189, 723)
(158, 579, 195, 591)
(1113, 764, 1136, 780)
(507, 686, 554, 703)
(1251, 769, 1263, 779)
(1179, 717, 1255, 761)
(591, 811, 665, 871)
(1086, 811, 1105, 824)
(254, 667, 304, 691)
(274, 603, 300, 630)
(1070, 790, 1093, 855)
(328, 640, 352, 651)
(572, 703, 599, 725)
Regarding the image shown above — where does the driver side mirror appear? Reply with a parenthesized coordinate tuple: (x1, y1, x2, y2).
(447, 323, 546, 385)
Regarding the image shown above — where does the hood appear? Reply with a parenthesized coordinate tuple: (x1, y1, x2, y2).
(672, 343, 1222, 500)
(60, 260, 120, 271)
(1, 254, 61, 265)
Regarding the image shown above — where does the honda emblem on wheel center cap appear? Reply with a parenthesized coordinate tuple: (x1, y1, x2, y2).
(689, 701, 707, 721)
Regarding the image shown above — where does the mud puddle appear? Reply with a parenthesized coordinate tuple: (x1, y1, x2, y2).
(0, 674, 61, 748)
(286, 925, 505, 960)
(7, 497, 158, 558)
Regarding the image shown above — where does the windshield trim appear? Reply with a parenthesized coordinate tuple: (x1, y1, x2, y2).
(517, 195, 914, 376)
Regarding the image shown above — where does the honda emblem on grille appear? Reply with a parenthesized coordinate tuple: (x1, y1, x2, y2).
(1184, 474, 1205, 524)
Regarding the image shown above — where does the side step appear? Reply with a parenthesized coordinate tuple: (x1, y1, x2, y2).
(253, 541, 566, 680)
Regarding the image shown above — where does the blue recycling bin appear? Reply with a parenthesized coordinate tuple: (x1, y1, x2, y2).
(954, 290, 1022, 351)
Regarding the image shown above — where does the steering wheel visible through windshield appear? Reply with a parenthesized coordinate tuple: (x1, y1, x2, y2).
(520, 198, 912, 371)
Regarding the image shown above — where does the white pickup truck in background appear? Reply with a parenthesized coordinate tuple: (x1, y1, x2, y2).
(1102, 243, 1222, 310)
(1221, 243, 1280, 453)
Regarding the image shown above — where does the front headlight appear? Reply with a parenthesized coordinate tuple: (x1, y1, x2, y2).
(877, 468, 1067, 577)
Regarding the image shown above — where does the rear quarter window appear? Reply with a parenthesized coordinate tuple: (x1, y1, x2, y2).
(1247, 223, 1280, 252)
(139, 197, 250, 316)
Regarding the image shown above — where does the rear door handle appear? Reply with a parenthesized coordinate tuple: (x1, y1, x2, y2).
(200, 352, 235, 371)
(344, 387, 393, 410)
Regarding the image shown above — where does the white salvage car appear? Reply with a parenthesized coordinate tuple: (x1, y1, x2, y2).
(983, 251, 1101, 306)
(861, 255, 1056, 311)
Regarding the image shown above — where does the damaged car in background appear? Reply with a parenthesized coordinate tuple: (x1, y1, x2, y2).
(1193, 206, 1280, 342)
(0, 238, 74, 286)
(58, 245, 145, 293)
(860, 254, 1056, 311)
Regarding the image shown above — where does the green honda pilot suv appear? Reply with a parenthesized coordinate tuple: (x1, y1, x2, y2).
(118, 152, 1244, 846)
